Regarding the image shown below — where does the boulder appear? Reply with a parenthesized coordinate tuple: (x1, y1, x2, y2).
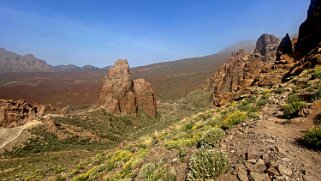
(0, 99, 37, 128)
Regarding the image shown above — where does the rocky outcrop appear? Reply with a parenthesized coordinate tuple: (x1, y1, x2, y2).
(0, 99, 37, 128)
(253, 34, 280, 62)
(277, 34, 293, 60)
(282, 0, 321, 81)
(98, 59, 157, 117)
(134, 78, 157, 117)
(295, 0, 321, 57)
(205, 34, 280, 106)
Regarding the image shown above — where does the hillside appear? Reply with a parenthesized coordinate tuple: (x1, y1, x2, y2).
(0, 1, 320, 181)
(0, 53, 229, 107)
(0, 48, 54, 73)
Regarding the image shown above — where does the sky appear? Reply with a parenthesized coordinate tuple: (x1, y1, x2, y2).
(0, 0, 310, 67)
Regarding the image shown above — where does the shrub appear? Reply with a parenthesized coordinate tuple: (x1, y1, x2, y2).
(197, 128, 225, 149)
(313, 66, 321, 79)
(282, 94, 306, 119)
(137, 163, 176, 181)
(299, 126, 321, 150)
(221, 111, 247, 129)
(256, 97, 269, 107)
(187, 150, 230, 181)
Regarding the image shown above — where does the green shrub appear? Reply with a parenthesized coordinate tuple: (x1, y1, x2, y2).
(197, 128, 225, 149)
(221, 111, 247, 129)
(282, 94, 306, 119)
(256, 97, 269, 107)
(187, 150, 230, 181)
(313, 66, 321, 79)
(137, 163, 176, 181)
(299, 126, 321, 150)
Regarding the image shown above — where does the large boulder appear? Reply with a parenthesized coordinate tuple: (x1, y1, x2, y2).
(98, 59, 157, 117)
(0, 99, 37, 128)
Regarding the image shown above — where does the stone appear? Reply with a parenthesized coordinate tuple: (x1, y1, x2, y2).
(267, 166, 280, 176)
(0, 99, 37, 128)
(277, 165, 293, 176)
(246, 149, 261, 160)
(98, 59, 157, 117)
(275, 146, 286, 155)
(248, 172, 269, 181)
(254, 159, 267, 172)
(237, 168, 249, 181)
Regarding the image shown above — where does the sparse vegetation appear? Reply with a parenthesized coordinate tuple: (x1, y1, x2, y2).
(299, 125, 321, 150)
(221, 110, 248, 129)
(187, 150, 230, 181)
(137, 162, 176, 181)
(197, 128, 225, 149)
(282, 94, 306, 119)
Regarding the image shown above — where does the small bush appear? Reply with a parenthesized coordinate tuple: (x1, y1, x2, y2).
(137, 163, 176, 181)
(187, 150, 230, 181)
(197, 128, 225, 149)
(256, 97, 269, 107)
(313, 66, 321, 79)
(221, 111, 247, 129)
(299, 126, 321, 150)
(282, 94, 306, 119)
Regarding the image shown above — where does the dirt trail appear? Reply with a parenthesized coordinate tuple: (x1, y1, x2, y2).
(218, 98, 321, 181)
(0, 121, 42, 150)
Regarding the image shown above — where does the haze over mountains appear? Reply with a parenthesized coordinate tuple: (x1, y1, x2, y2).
(0, 40, 256, 73)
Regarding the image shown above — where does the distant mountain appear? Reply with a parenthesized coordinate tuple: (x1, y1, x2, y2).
(0, 48, 54, 73)
(54, 64, 99, 71)
(0, 48, 99, 73)
(218, 40, 256, 53)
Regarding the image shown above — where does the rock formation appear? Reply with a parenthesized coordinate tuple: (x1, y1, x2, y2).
(204, 34, 280, 106)
(283, 0, 321, 80)
(295, 0, 321, 57)
(134, 78, 157, 117)
(98, 59, 157, 117)
(277, 33, 293, 60)
(0, 99, 37, 128)
(253, 34, 280, 62)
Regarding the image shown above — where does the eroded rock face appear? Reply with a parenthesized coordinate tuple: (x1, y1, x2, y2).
(283, 0, 321, 81)
(0, 99, 37, 128)
(296, 0, 321, 57)
(205, 34, 280, 106)
(134, 78, 157, 117)
(254, 34, 280, 62)
(98, 59, 136, 115)
(98, 59, 157, 117)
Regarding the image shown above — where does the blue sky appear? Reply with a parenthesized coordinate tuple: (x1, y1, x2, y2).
(0, 0, 309, 67)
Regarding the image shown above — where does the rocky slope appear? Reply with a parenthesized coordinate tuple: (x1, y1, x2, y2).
(98, 59, 157, 117)
(204, 34, 280, 106)
(0, 99, 37, 128)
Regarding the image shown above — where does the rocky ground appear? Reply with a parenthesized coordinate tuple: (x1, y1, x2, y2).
(218, 91, 321, 181)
